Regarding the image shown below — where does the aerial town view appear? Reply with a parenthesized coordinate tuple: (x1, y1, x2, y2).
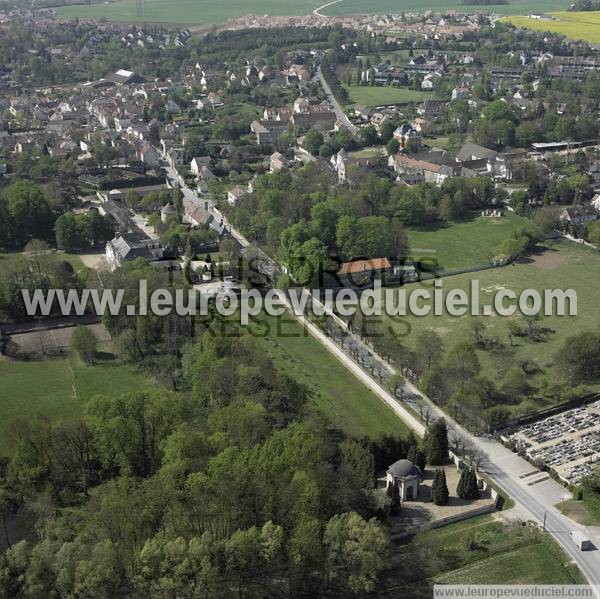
(2, 0, 600, 596)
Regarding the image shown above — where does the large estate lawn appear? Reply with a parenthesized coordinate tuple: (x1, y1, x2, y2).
(380, 515, 584, 595)
(376, 240, 600, 414)
(342, 84, 433, 107)
(407, 213, 528, 272)
(504, 12, 600, 44)
(0, 357, 149, 457)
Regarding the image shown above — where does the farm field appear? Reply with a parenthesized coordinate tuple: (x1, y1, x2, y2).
(503, 12, 600, 44)
(0, 356, 149, 457)
(323, 0, 570, 16)
(380, 515, 584, 596)
(343, 84, 432, 106)
(57, 0, 322, 24)
(407, 213, 528, 272)
(57, 0, 572, 23)
(256, 314, 410, 440)
(375, 240, 600, 414)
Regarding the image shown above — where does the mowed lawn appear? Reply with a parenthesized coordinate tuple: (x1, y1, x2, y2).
(0, 357, 148, 457)
(379, 240, 600, 410)
(0, 251, 86, 276)
(380, 515, 584, 595)
(57, 0, 322, 24)
(255, 314, 410, 440)
(343, 84, 432, 107)
(407, 213, 528, 272)
(504, 12, 600, 44)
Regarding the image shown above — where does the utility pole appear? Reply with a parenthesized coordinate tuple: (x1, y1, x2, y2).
(543, 511, 547, 531)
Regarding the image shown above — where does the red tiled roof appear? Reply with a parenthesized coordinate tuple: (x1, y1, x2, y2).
(338, 257, 392, 275)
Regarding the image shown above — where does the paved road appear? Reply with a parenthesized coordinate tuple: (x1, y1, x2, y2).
(163, 162, 225, 236)
(317, 65, 358, 135)
(163, 154, 600, 588)
(313, 0, 343, 16)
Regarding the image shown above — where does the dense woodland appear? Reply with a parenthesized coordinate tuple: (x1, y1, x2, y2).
(0, 319, 428, 597)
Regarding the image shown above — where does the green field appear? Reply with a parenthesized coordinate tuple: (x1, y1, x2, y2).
(0, 311, 409, 460)
(380, 515, 583, 595)
(57, 0, 572, 24)
(343, 84, 432, 107)
(378, 240, 600, 413)
(257, 315, 410, 440)
(0, 251, 85, 272)
(57, 0, 322, 24)
(407, 213, 528, 272)
(0, 356, 149, 457)
(504, 12, 600, 44)
(324, 0, 571, 17)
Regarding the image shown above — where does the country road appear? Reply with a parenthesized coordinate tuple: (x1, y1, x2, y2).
(313, 0, 343, 17)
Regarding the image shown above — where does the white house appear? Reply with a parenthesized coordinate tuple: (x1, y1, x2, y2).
(227, 186, 247, 205)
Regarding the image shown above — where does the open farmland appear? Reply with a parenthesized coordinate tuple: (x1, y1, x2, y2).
(57, 0, 573, 24)
(504, 12, 600, 44)
(57, 0, 322, 24)
(322, 0, 570, 16)
(370, 240, 600, 419)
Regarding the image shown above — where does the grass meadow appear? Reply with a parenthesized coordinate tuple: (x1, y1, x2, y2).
(343, 84, 432, 107)
(504, 12, 600, 44)
(57, 0, 572, 24)
(57, 0, 322, 24)
(257, 314, 410, 440)
(376, 240, 600, 413)
(379, 514, 584, 596)
(0, 356, 149, 457)
(407, 213, 528, 272)
(0, 310, 410, 459)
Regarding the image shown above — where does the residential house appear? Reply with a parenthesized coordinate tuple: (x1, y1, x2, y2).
(560, 206, 597, 229)
(290, 110, 336, 132)
(138, 142, 160, 167)
(337, 257, 393, 286)
(331, 150, 377, 184)
(227, 186, 247, 205)
(270, 151, 288, 173)
(388, 153, 457, 185)
(105, 231, 164, 270)
(191, 156, 212, 176)
(250, 120, 289, 145)
(196, 164, 216, 194)
(393, 123, 422, 150)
